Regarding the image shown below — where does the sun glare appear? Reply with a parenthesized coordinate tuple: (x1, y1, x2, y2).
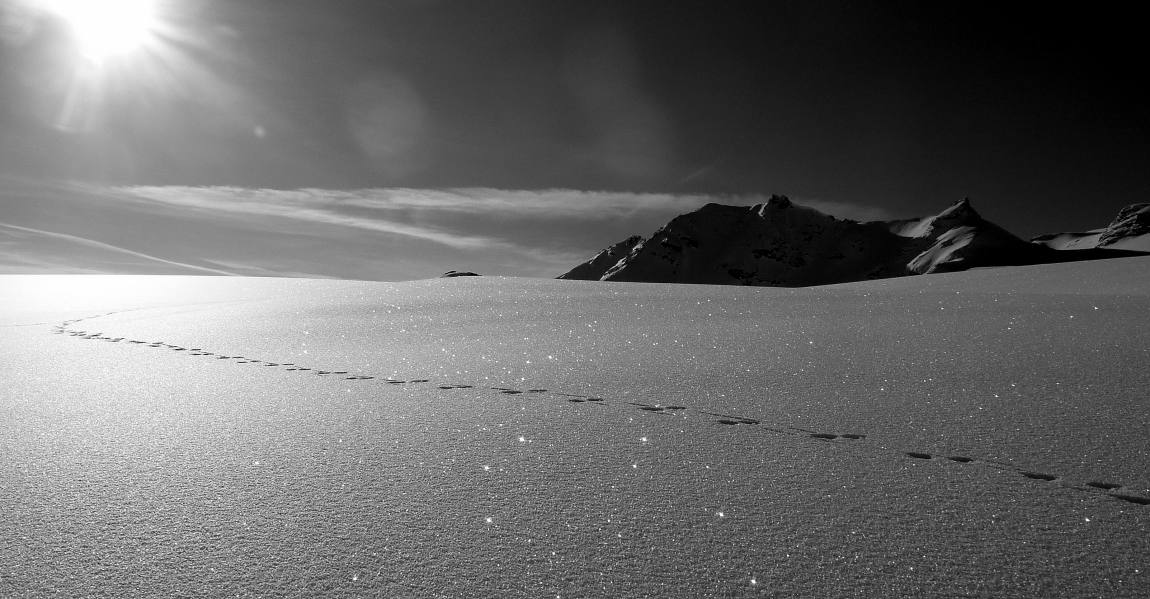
(39, 0, 158, 59)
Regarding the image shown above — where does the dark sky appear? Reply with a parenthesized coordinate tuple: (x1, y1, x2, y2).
(2, 0, 1147, 237)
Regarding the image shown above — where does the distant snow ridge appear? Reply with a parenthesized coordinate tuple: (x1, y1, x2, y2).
(560, 197, 1146, 286)
(1033, 203, 1150, 252)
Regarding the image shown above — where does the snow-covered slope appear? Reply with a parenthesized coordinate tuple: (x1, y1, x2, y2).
(890, 198, 1057, 274)
(3, 258, 1149, 597)
(561, 197, 1086, 285)
(556, 235, 644, 281)
(1034, 203, 1150, 252)
(1030, 229, 1106, 251)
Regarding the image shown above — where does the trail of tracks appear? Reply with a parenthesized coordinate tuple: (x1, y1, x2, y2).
(51, 311, 1150, 509)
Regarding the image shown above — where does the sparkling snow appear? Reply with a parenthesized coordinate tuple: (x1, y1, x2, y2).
(1, 257, 1148, 597)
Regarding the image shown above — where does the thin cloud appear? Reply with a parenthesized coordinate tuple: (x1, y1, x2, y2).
(119, 186, 513, 252)
(330, 188, 895, 223)
(121, 185, 893, 224)
(198, 258, 336, 280)
(0, 221, 240, 276)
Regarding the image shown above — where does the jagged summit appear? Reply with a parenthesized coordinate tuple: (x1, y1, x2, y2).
(939, 197, 976, 217)
(559, 197, 1146, 287)
(889, 197, 984, 239)
(1099, 203, 1150, 249)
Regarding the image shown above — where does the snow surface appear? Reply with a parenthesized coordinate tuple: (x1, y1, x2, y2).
(3, 258, 1149, 597)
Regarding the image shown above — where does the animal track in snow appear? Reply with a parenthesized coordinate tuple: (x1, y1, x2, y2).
(893, 446, 1150, 508)
(631, 402, 688, 415)
(53, 315, 1150, 510)
(566, 397, 605, 404)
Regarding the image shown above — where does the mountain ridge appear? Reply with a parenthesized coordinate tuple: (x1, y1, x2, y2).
(560, 197, 1147, 286)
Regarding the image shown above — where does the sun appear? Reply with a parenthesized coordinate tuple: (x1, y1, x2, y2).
(39, 0, 159, 60)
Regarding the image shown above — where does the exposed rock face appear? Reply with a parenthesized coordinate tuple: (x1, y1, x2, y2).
(1098, 204, 1150, 250)
(560, 197, 1144, 286)
(1032, 203, 1150, 252)
(441, 271, 481, 278)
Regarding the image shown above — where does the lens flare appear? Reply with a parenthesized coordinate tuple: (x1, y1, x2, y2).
(39, 0, 158, 59)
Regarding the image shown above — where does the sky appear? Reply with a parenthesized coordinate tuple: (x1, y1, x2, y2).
(1, 1, 1147, 279)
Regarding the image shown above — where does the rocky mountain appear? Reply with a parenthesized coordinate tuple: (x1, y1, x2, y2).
(558, 236, 643, 281)
(560, 196, 1145, 287)
(1032, 203, 1150, 252)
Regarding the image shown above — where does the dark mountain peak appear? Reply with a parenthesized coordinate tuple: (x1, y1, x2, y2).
(749, 194, 793, 215)
(935, 197, 981, 222)
(766, 194, 792, 209)
(889, 198, 986, 239)
(558, 195, 1089, 286)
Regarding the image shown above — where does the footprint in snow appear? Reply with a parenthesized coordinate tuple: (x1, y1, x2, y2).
(717, 418, 759, 426)
(51, 316, 1150, 510)
(809, 432, 867, 441)
(636, 405, 687, 414)
(568, 397, 606, 405)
